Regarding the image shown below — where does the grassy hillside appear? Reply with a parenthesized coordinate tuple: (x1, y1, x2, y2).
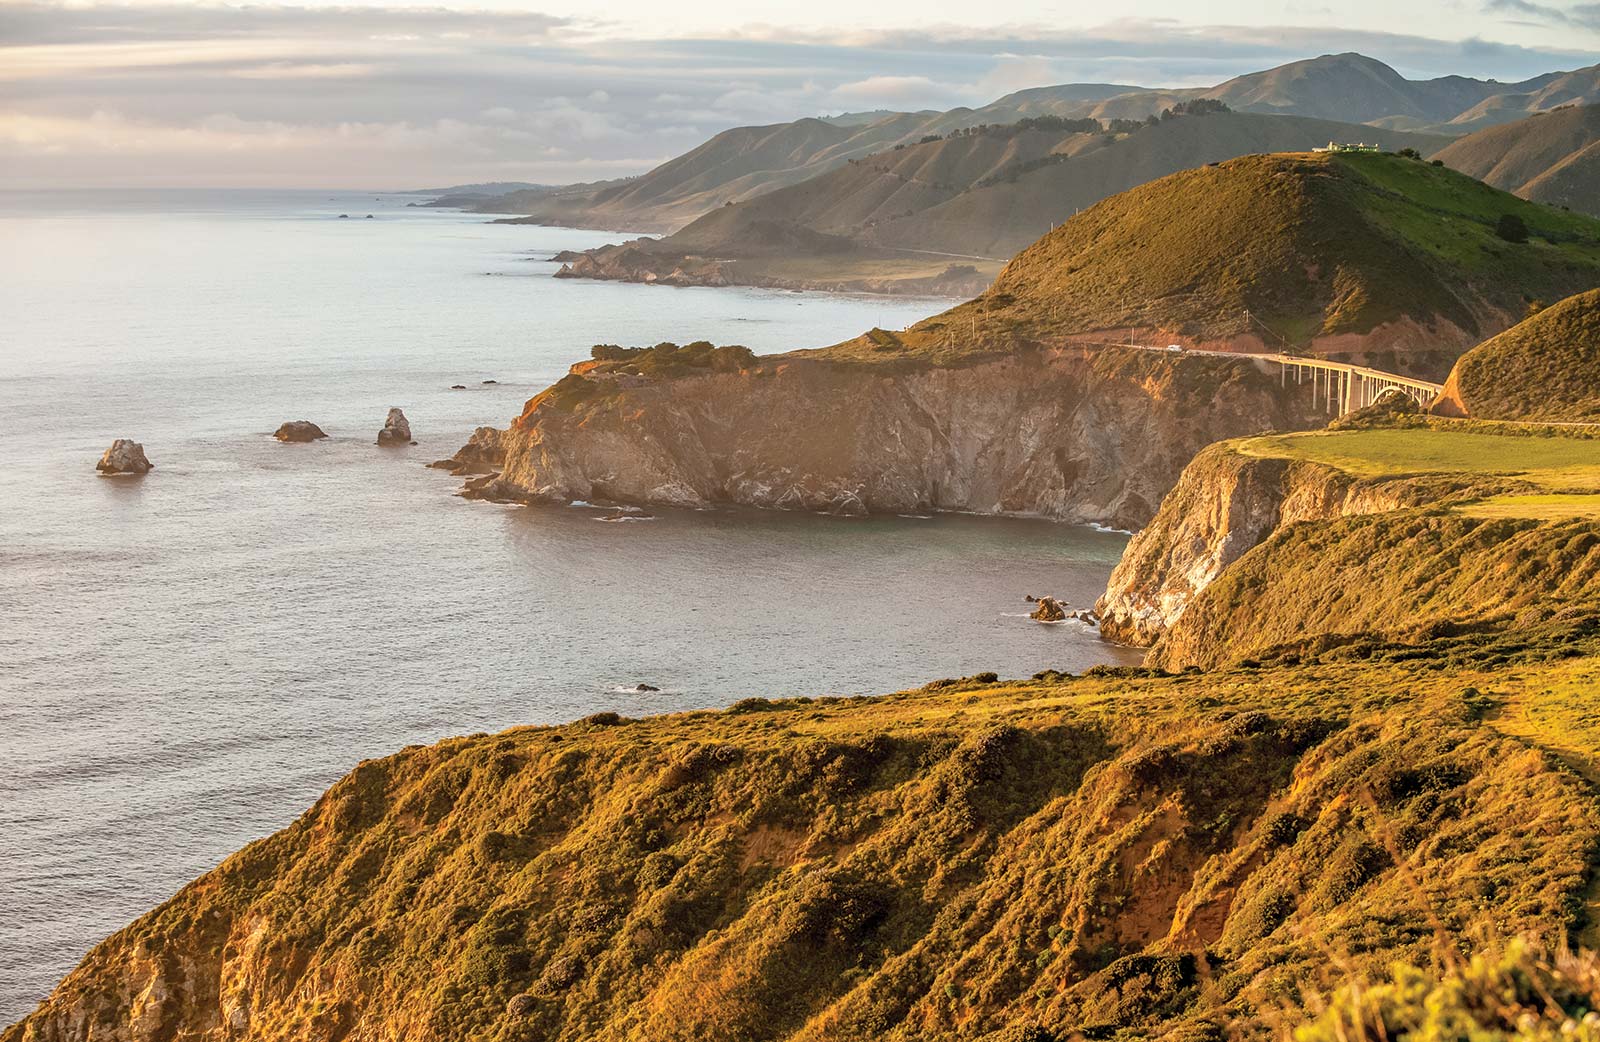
(13, 616, 1600, 1041)
(866, 151, 1600, 373)
(643, 112, 1447, 264)
(1236, 424, 1600, 495)
(1435, 106, 1600, 217)
(1156, 508, 1600, 669)
(1437, 288, 1600, 421)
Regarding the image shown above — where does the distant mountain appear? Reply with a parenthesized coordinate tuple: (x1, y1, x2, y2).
(480, 114, 962, 232)
(1434, 106, 1600, 217)
(554, 111, 1449, 294)
(402, 181, 546, 196)
(463, 53, 1600, 238)
(1069, 54, 1600, 133)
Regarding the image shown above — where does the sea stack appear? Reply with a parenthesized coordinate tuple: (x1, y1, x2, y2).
(274, 421, 328, 443)
(377, 408, 413, 446)
(95, 439, 153, 475)
(1029, 596, 1068, 622)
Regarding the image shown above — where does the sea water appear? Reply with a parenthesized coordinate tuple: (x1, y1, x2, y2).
(0, 190, 1138, 1022)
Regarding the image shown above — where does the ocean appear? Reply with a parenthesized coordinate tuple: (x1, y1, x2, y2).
(0, 189, 1138, 1022)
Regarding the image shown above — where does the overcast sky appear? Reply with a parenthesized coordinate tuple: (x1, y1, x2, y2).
(2, 0, 1598, 189)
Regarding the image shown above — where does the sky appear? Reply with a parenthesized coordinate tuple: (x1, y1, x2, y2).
(2, 0, 1599, 189)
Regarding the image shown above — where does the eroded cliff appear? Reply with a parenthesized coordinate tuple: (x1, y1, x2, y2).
(1094, 441, 1514, 646)
(1096, 418, 1600, 668)
(448, 347, 1319, 530)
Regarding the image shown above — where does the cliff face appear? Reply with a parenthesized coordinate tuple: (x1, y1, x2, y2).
(10, 640, 1600, 1042)
(1095, 445, 1451, 645)
(1094, 436, 1599, 668)
(454, 348, 1319, 530)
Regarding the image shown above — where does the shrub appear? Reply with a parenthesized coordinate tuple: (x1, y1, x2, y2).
(532, 954, 583, 995)
(1496, 214, 1530, 243)
(1296, 939, 1600, 1042)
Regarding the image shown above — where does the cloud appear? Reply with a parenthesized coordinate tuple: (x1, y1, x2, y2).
(1, 1, 1597, 188)
(1485, 0, 1600, 28)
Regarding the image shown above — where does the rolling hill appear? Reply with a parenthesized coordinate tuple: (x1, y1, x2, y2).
(470, 54, 1600, 235)
(556, 111, 1450, 293)
(1434, 105, 1600, 217)
(874, 150, 1600, 374)
(1435, 288, 1600, 421)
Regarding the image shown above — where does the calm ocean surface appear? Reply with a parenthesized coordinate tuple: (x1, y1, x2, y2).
(0, 189, 1138, 1022)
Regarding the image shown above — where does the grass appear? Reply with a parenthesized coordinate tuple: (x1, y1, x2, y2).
(1236, 427, 1600, 491)
(1459, 493, 1600, 520)
(1332, 153, 1600, 273)
(1443, 288, 1600, 423)
(16, 615, 1600, 1042)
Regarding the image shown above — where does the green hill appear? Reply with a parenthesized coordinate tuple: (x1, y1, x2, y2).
(869, 151, 1600, 375)
(1436, 288, 1600, 420)
(1435, 106, 1600, 217)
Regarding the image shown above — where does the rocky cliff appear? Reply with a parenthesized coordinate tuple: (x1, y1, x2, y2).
(448, 347, 1319, 530)
(1095, 422, 1600, 668)
(1094, 442, 1498, 646)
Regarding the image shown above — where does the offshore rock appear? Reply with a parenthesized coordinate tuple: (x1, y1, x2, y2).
(376, 408, 413, 446)
(1029, 596, 1068, 622)
(429, 426, 506, 476)
(273, 421, 327, 443)
(96, 439, 153, 475)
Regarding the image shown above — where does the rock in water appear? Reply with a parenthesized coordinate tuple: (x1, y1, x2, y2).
(96, 439, 153, 475)
(377, 408, 412, 446)
(274, 421, 328, 443)
(1029, 596, 1068, 622)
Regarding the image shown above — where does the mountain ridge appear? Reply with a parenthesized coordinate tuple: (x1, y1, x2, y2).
(469, 52, 1600, 235)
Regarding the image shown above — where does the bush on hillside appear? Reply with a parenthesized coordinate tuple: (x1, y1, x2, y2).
(1498, 214, 1531, 243)
(1296, 940, 1600, 1041)
(588, 341, 757, 378)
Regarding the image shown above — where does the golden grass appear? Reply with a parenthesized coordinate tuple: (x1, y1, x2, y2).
(1236, 427, 1600, 490)
(1457, 493, 1600, 520)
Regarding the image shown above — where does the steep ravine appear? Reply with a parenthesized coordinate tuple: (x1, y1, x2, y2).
(438, 348, 1321, 530)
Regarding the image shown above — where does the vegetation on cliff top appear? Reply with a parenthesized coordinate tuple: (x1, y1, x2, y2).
(12, 615, 1600, 1042)
(1439, 288, 1600, 422)
(839, 152, 1600, 371)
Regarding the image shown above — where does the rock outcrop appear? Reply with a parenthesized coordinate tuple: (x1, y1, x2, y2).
(428, 426, 506, 476)
(450, 347, 1322, 529)
(376, 408, 412, 446)
(273, 421, 327, 443)
(95, 440, 153, 475)
(1027, 596, 1068, 622)
(556, 243, 992, 297)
